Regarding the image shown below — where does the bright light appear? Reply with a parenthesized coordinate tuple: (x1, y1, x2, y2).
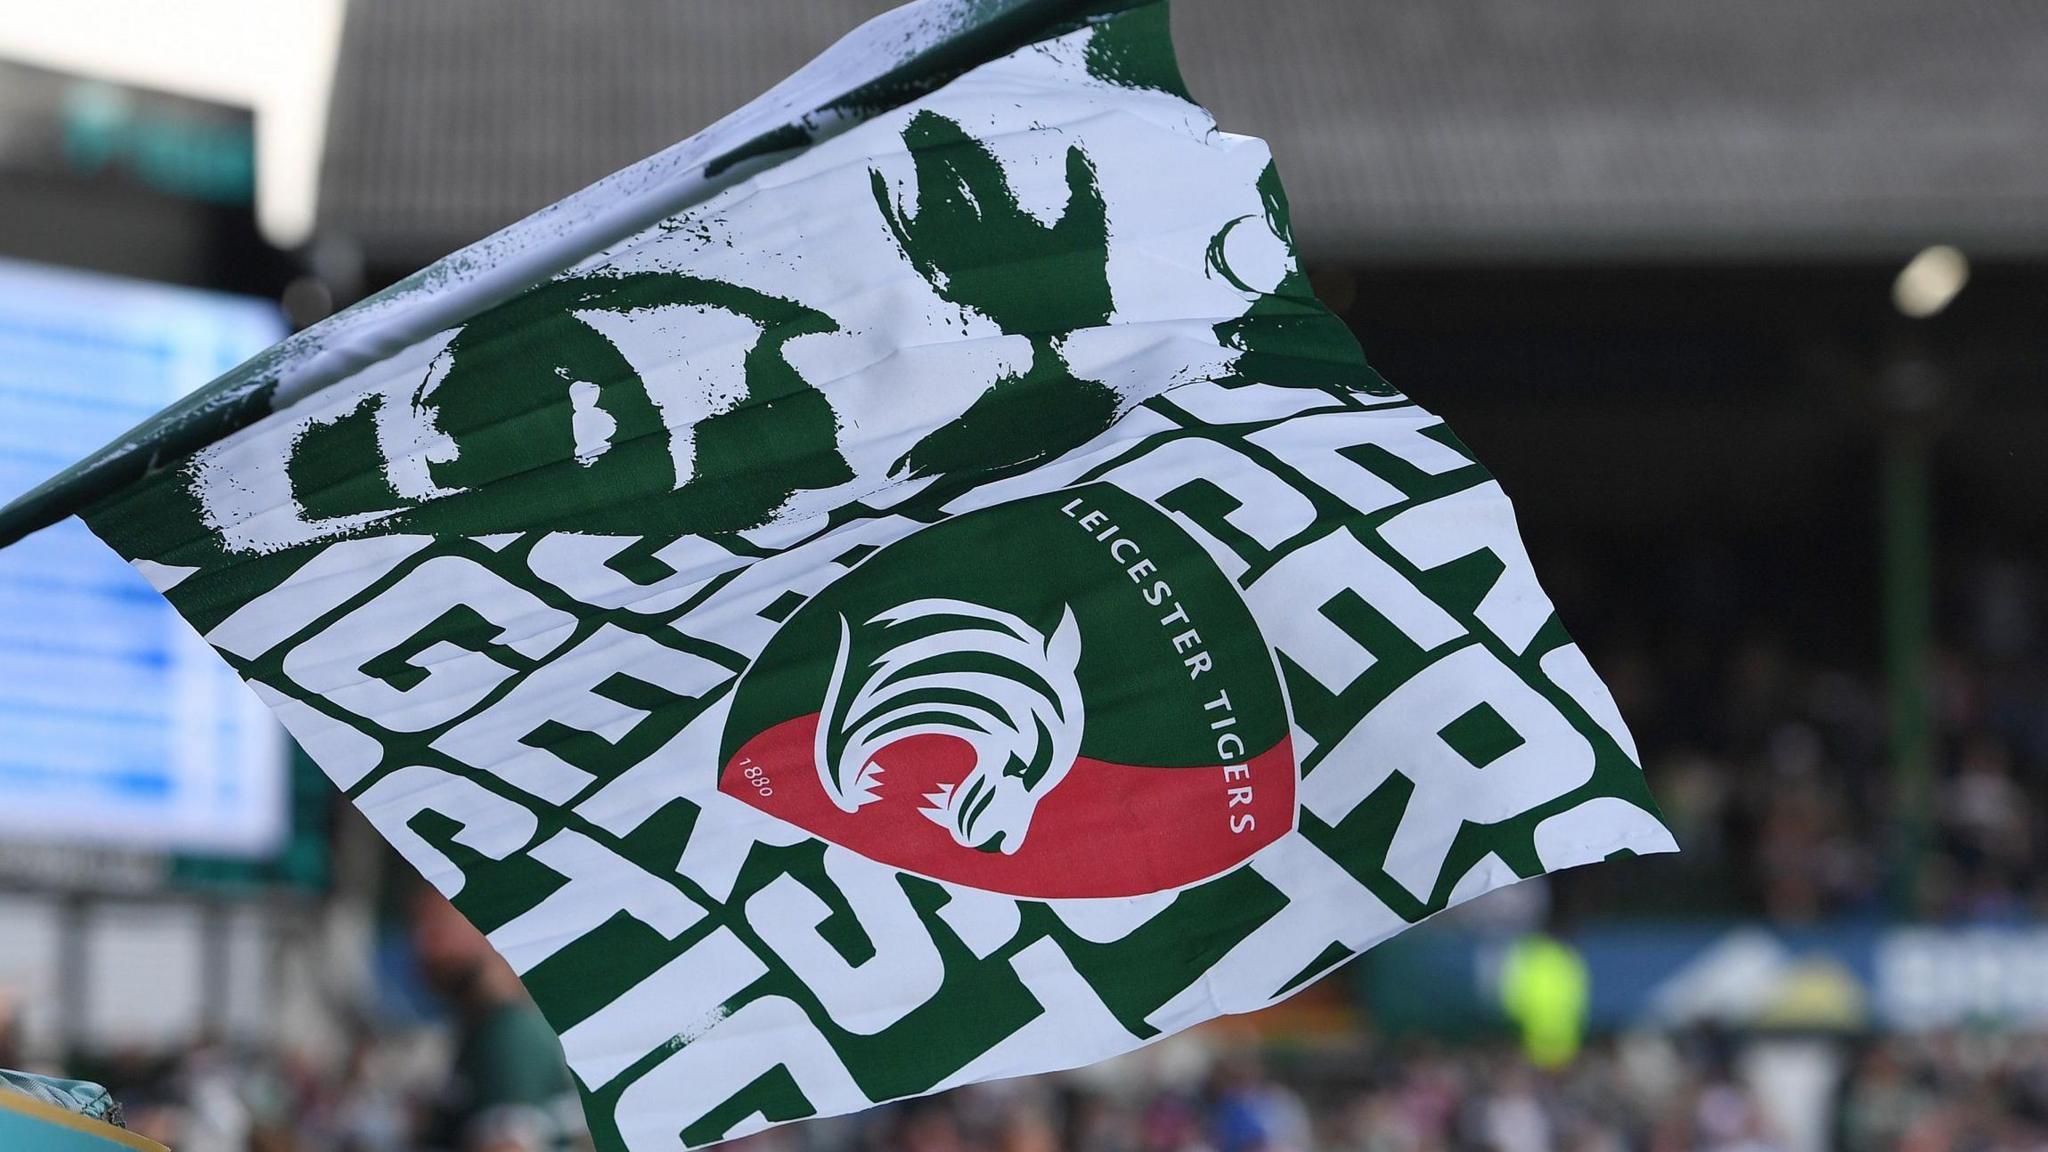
(1893, 245, 1970, 319)
(0, 0, 347, 249)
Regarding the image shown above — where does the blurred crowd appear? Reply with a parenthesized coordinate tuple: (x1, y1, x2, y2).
(1571, 554, 2048, 925)
(43, 1024, 2048, 1152)
(680, 1028, 2048, 1152)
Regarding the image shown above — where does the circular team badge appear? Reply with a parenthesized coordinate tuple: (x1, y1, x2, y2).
(720, 483, 1295, 898)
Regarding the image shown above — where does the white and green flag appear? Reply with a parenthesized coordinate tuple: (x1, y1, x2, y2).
(0, 1, 1674, 1148)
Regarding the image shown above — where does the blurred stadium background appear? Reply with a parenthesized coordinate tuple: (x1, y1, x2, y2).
(2, 2, 2046, 1150)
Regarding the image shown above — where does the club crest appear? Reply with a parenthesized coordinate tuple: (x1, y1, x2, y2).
(719, 483, 1298, 898)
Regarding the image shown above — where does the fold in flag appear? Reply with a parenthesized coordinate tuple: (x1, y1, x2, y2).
(0, 1, 1675, 1148)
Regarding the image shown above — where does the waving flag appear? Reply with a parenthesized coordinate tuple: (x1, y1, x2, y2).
(0, 1, 1675, 1148)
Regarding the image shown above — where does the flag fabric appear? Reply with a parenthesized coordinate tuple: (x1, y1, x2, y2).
(0, 1072, 167, 1152)
(0, 1, 1675, 1149)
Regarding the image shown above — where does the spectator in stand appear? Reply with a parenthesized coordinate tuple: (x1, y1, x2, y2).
(411, 886, 586, 1152)
(1208, 1053, 1311, 1152)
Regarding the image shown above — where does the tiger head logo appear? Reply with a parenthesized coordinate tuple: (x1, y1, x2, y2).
(817, 599, 1083, 856)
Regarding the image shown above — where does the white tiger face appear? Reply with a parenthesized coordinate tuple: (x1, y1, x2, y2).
(816, 599, 1083, 855)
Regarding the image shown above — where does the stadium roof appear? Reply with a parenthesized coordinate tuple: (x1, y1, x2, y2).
(319, 0, 2048, 266)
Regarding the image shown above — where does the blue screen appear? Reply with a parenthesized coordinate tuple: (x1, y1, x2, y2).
(0, 258, 288, 855)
